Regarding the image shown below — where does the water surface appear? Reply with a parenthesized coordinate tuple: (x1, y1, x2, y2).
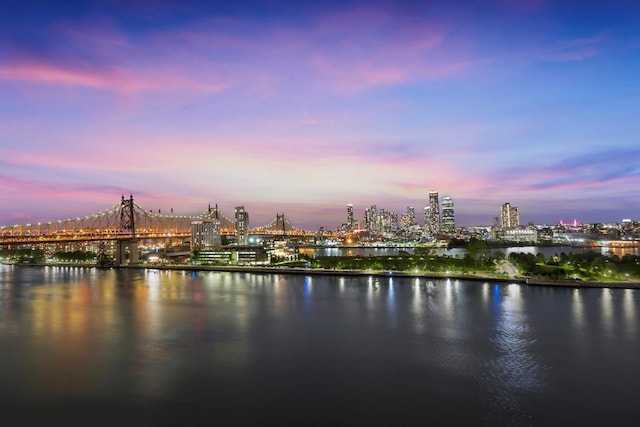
(1, 264, 638, 426)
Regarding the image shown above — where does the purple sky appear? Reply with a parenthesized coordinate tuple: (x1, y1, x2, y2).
(1, 0, 639, 230)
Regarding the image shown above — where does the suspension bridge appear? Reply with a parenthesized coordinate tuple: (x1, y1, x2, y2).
(0, 195, 314, 246)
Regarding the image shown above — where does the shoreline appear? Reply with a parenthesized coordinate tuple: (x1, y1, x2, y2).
(4, 261, 640, 289)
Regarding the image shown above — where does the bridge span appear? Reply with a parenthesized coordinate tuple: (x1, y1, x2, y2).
(0, 195, 317, 246)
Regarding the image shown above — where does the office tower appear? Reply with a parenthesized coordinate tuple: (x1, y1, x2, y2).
(365, 207, 372, 231)
(500, 202, 520, 229)
(400, 206, 416, 231)
(378, 209, 398, 233)
(427, 191, 440, 235)
(235, 206, 249, 245)
(365, 205, 378, 233)
(424, 206, 429, 228)
(191, 219, 222, 251)
(442, 196, 455, 231)
(347, 204, 354, 230)
(406, 206, 415, 224)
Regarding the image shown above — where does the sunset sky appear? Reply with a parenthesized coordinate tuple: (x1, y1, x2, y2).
(1, 0, 639, 229)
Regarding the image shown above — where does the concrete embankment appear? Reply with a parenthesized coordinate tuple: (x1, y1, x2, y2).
(525, 278, 640, 289)
(128, 265, 640, 289)
(5, 262, 640, 289)
(120, 264, 520, 283)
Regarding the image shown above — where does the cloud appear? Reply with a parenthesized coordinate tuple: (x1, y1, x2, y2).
(307, 8, 472, 92)
(487, 147, 640, 196)
(538, 32, 610, 62)
(0, 56, 228, 95)
(1, 3, 477, 104)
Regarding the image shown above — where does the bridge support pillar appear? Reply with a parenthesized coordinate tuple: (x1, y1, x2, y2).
(116, 239, 139, 266)
(128, 239, 139, 264)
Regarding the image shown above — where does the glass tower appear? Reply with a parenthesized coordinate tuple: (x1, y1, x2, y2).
(442, 196, 455, 231)
(427, 191, 440, 235)
(235, 206, 250, 245)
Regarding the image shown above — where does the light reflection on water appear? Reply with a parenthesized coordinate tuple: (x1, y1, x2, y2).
(484, 283, 548, 419)
(601, 288, 614, 336)
(572, 288, 585, 330)
(0, 264, 639, 425)
(623, 289, 636, 336)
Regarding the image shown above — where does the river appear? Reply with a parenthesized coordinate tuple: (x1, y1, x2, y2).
(1, 264, 639, 426)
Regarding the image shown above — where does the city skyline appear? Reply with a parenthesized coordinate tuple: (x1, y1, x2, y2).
(2, 0, 639, 229)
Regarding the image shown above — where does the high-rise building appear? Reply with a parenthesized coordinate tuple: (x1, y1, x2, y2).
(400, 206, 416, 231)
(365, 205, 378, 233)
(424, 206, 429, 227)
(235, 206, 249, 245)
(347, 204, 354, 230)
(191, 219, 221, 251)
(500, 202, 520, 229)
(442, 196, 455, 231)
(378, 209, 398, 233)
(407, 206, 415, 223)
(426, 191, 440, 235)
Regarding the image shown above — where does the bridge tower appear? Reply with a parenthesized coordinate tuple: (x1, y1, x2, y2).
(276, 213, 287, 240)
(116, 195, 139, 265)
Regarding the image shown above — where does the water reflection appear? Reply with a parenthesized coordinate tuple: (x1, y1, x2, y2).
(483, 282, 546, 419)
(0, 265, 638, 426)
(571, 288, 585, 330)
(623, 289, 636, 336)
(601, 288, 614, 336)
(386, 280, 396, 330)
(412, 278, 425, 334)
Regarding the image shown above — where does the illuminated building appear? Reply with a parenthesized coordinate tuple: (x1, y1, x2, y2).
(442, 196, 455, 231)
(235, 206, 249, 245)
(503, 228, 538, 243)
(378, 209, 398, 233)
(400, 206, 416, 230)
(347, 204, 354, 230)
(365, 205, 378, 233)
(500, 202, 520, 229)
(424, 206, 429, 228)
(426, 191, 440, 235)
(191, 219, 221, 250)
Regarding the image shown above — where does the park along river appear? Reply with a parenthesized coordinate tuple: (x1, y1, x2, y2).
(299, 245, 640, 259)
(0, 263, 639, 426)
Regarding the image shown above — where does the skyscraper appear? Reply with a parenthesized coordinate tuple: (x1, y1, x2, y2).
(500, 202, 520, 229)
(442, 196, 455, 231)
(424, 206, 429, 228)
(235, 206, 249, 245)
(426, 191, 440, 235)
(407, 206, 415, 224)
(400, 206, 416, 231)
(347, 204, 354, 230)
(365, 205, 378, 233)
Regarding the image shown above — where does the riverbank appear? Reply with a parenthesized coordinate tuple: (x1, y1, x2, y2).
(5, 261, 640, 289)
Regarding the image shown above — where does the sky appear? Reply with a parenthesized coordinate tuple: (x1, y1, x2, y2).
(1, 0, 639, 230)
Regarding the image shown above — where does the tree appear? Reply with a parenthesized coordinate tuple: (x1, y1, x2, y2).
(466, 238, 489, 267)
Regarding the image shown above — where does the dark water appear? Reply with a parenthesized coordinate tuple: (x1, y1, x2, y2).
(1, 265, 639, 426)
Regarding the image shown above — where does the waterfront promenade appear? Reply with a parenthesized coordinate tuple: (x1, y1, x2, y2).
(5, 261, 640, 289)
(131, 264, 640, 289)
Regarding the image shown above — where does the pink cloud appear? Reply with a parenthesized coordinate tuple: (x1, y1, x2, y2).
(311, 56, 408, 93)
(306, 9, 471, 93)
(0, 4, 478, 106)
(0, 171, 211, 224)
(0, 56, 228, 95)
(122, 7, 472, 95)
